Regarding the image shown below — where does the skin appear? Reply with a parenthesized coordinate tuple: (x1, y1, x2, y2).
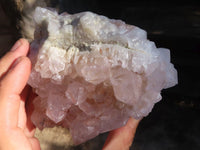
(0, 39, 40, 150)
(103, 118, 140, 150)
(0, 39, 139, 150)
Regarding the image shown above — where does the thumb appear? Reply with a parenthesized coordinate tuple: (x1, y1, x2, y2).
(103, 118, 140, 150)
(0, 56, 31, 129)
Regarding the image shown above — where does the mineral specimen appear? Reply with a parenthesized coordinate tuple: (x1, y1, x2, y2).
(28, 7, 178, 145)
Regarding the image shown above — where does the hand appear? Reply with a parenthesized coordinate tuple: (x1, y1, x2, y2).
(0, 39, 40, 150)
(0, 38, 139, 150)
(103, 118, 140, 150)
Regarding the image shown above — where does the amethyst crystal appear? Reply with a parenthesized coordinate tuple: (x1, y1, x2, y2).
(28, 7, 178, 145)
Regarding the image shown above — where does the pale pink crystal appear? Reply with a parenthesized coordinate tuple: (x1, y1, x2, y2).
(28, 7, 178, 145)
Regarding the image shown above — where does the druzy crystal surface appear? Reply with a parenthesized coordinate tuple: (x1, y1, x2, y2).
(28, 7, 178, 145)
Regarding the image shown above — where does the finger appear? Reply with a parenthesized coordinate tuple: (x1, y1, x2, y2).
(17, 99, 26, 129)
(29, 137, 41, 150)
(24, 88, 37, 138)
(0, 57, 31, 129)
(17, 86, 31, 129)
(0, 39, 29, 79)
(103, 118, 140, 150)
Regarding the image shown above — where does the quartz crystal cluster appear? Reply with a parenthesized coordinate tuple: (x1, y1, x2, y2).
(28, 7, 178, 145)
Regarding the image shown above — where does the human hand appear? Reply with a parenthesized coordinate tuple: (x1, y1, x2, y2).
(0, 39, 40, 150)
(103, 118, 140, 150)
(0, 38, 139, 150)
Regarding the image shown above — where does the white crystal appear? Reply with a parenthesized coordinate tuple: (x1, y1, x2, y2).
(28, 7, 178, 145)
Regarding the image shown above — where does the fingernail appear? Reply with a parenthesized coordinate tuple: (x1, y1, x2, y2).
(10, 39, 22, 51)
